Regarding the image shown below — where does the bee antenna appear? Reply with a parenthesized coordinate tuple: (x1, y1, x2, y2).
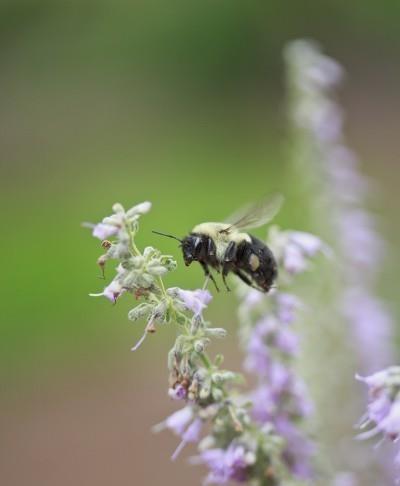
(152, 230, 182, 243)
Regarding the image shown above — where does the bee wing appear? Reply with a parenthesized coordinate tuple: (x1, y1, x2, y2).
(223, 194, 284, 232)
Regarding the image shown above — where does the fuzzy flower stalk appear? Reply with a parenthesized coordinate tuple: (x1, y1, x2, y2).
(285, 40, 395, 483)
(87, 201, 316, 485)
(237, 228, 327, 482)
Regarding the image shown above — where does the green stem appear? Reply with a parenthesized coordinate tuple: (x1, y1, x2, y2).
(199, 352, 212, 370)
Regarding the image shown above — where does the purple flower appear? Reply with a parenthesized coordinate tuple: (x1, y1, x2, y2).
(357, 367, 400, 452)
(244, 319, 272, 374)
(251, 385, 278, 423)
(89, 279, 125, 302)
(197, 443, 252, 484)
(337, 209, 384, 269)
(288, 231, 325, 257)
(282, 243, 309, 274)
(174, 288, 212, 316)
(356, 368, 394, 390)
(168, 385, 188, 401)
(171, 418, 203, 461)
(275, 293, 303, 324)
(343, 289, 394, 373)
(92, 223, 119, 240)
(275, 415, 315, 480)
(164, 406, 193, 436)
(275, 327, 299, 355)
(379, 401, 400, 440)
(326, 146, 368, 204)
(281, 231, 326, 274)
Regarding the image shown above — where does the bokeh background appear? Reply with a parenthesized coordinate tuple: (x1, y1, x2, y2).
(1, 1, 400, 485)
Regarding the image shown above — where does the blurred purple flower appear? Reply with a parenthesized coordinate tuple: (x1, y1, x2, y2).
(275, 328, 299, 355)
(275, 415, 315, 480)
(343, 289, 394, 373)
(197, 443, 251, 484)
(172, 418, 203, 461)
(275, 293, 303, 324)
(164, 406, 193, 436)
(337, 209, 384, 269)
(282, 231, 326, 274)
(175, 288, 212, 316)
(168, 385, 188, 401)
(357, 367, 400, 457)
(325, 146, 369, 204)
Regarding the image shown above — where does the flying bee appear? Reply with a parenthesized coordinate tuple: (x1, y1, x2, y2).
(153, 194, 283, 293)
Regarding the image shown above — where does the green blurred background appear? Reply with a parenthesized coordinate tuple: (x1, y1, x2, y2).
(1, 1, 400, 485)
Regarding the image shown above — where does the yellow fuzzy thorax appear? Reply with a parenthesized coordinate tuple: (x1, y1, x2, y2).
(192, 222, 251, 261)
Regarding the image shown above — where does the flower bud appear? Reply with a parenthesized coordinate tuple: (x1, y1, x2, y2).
(101, 240, 112, 249)
(112, 203, 125, 214)
(194, 340, 205, 353)
(211, 387, 223, 401)
(128, 303, 153, 321)
(136, 273, 154, 288)
(131, 256, 145, 268)
(126, 201, 152, 218)
(147, 265, 168, 276)
(204, 328, 227, 338)
(199, 387, 211, 400)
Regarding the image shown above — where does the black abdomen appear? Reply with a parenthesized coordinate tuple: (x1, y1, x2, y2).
(236, 236, 277, 292)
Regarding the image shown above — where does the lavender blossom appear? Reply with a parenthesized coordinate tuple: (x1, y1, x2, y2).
(194, 443, 254, 484)
(237, 227, 324, 481)
(168, 287, 213, 316)
(357, 367, 400, 465)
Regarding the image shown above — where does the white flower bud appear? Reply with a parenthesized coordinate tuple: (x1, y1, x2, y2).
(103, 214, 124, 226)
(131, 256, 145, 268)
(199, 387, 211, 400)
(211, 371, 236, 384)
(126, 201, 152, 218)
(143, 246, 158, 259)
(204, 328, 227, 338)
(136, 273, 154, 288)
(147, 265, 168, 276)
(194, 340, 206, 353)
(211, 387, 223, 401)
(128, 303, 153, 321)
(112, 203, 125, 214)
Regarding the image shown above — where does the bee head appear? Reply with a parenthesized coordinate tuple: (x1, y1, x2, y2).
(181, 235, 196, 266)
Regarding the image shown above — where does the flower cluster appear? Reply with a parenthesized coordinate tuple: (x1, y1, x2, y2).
(237, 228, 325, 481)
(357, 367, 400, 463)
(88, 202, 289, 485)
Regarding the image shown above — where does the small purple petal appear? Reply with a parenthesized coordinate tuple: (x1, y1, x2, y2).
(176, 288, 212, 316)
(275, 293, 303, 324)
(92, 223, 119, 240)
(168, 385, 188, 401)
(165, 407, 193, 436)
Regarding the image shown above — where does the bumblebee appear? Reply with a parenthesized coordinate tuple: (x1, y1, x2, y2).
(153, 195, 283, 293)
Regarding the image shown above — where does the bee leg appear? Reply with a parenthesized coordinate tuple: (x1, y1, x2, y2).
(200, 262, 220, 292)
(222, 242, 237, 292)
(222, 272, 231, 292)
(234, 269, 259, 290)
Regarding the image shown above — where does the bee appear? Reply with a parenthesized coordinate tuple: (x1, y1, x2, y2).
(153, 194, 283, 293)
